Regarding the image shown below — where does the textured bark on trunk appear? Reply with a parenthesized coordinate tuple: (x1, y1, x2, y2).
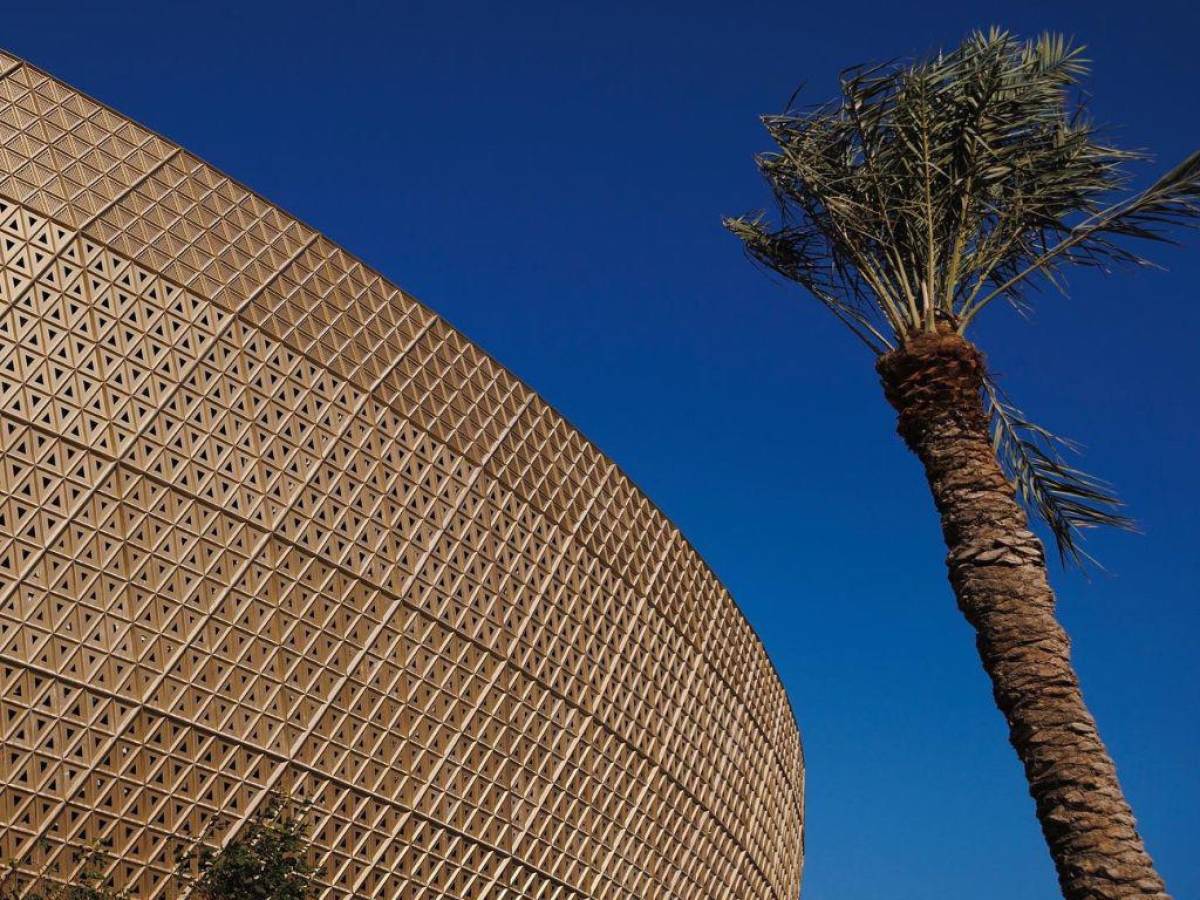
(876, 331, 1169, 900)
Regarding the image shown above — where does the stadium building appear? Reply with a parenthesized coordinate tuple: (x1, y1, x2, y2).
(0, 53, 804, 898)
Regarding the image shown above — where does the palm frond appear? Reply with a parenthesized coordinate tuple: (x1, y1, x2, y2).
(726, 29, 1182, 561)
(982, 376, 1135, 566)
(726, 28, 1200, 343)
(963, 149, 1200, 320)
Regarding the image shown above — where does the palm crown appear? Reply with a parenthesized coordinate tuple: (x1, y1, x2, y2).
(726, 28, 1200, 563)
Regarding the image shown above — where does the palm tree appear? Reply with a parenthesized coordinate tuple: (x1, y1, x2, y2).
(726, 29, 1197, 900)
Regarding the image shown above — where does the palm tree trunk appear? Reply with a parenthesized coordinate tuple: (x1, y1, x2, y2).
(876, 331, 1170, 900)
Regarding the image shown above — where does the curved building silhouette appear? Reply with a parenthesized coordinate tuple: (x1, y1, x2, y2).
(0, 52, 803, 898)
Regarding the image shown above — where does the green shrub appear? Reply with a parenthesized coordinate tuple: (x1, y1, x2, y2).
(175, 792, 322, 900)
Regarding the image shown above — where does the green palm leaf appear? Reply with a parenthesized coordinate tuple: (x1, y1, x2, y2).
(726, 28, 1200, 564)
(982, 377, 1134, 567)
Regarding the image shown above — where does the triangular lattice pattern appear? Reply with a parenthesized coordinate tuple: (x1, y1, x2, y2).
(0, 50, 803, 899)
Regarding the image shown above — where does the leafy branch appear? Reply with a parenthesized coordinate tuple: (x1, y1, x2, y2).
(983, 376, 1134, 566)
(0, 841, 130, 900)
(173, 791, 323, 900)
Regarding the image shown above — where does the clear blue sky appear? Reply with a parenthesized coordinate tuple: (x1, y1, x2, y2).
(5, 1, 1197, 897)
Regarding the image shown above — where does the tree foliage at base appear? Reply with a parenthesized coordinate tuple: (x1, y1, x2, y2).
(0, 844, 129, 900)
(175, 793, 322, 900)
(0, 794, 321, 899)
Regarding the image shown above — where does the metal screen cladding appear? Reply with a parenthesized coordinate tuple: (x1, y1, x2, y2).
(0, 51, 803, 898)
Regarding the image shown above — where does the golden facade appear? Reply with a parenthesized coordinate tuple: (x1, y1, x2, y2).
(0, 52, 803, 898)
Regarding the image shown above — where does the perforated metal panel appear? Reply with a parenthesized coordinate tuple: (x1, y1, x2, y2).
(0, 51, 804, 898)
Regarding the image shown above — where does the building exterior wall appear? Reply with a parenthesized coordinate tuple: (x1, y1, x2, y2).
(0, 52, 803, 899)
